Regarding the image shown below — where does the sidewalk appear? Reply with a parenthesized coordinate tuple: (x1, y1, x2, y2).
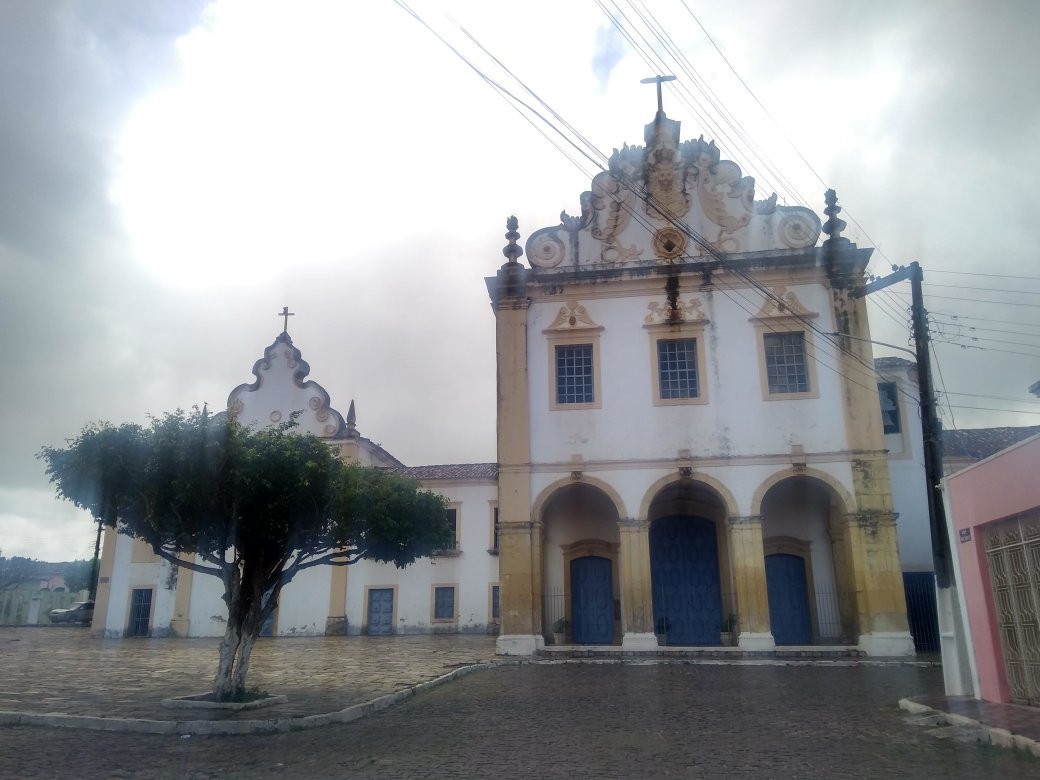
(0, 626, 496, 733)
(900, 693, 1040, 756)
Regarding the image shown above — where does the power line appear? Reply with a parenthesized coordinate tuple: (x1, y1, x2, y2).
(929, 269, 1040, 282)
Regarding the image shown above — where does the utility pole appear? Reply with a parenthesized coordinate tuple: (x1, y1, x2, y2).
(852, 260, 951, 585)
(853, 261, 972, 695)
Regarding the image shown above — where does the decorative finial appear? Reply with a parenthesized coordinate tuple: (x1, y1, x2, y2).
(502, 216, 523, 265)
(278, 306, 295, 334)
(640, 75, 676, 116)
(822, 189, 850, 246)
(346, 399, 358, 438)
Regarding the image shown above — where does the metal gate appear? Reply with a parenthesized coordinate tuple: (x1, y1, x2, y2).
(127, 588, 152, 637)
(985, 512, 1040, 705)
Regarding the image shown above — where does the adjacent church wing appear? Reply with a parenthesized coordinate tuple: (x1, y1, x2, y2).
(525, 113, 821, 272)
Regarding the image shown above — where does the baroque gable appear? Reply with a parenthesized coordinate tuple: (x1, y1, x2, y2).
(525, 113, 821, 273)
(227, 332, 346, 438)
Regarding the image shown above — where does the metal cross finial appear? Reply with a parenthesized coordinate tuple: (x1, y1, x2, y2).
(640, 75, 676, 115)
(278, 306, 295, 333)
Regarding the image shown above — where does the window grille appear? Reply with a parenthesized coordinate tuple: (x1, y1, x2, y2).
(555, 344, 594, 404)
(763, 332, 809, 394)
(658, 338, 699, 399)
(434, 586, 455, 620)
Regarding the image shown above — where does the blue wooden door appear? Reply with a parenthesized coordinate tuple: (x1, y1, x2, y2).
(367, 588, 394, 635)
(650, 516, 722, 645)
(570, 556, 614, 644)
(765, 554, 812, 645)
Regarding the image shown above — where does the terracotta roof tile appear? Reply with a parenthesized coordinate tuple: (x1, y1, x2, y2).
(943, 426, 1040, 460)
(402, 463, 498, 481)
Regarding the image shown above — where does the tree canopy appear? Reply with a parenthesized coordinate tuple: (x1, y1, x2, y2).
(39, 408, 452, 698)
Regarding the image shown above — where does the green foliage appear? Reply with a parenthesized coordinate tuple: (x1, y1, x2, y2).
(0, 555, 39, 592)
(63, 559, 94, 594)
(38, 408, 453, 579)
(38, 407, 453, 696)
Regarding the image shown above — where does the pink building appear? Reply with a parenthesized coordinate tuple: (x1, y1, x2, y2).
(945, 433, 1040, 705)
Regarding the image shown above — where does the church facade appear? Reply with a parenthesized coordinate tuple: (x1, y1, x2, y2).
(92, 109, 915, 656)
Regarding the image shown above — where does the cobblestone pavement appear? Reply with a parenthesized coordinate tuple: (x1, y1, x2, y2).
(5, 661, 1040, 779)
(0, 626, 496, 720)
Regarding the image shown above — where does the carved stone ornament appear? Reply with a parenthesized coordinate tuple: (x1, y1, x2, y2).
(601, 241, 643, 264)
(645, 297, 706, 324)
(652, 227, 687, 259)
(753, 286, 815, 320)
(545, 301, 601, 331)
(529, 232, 566, 268)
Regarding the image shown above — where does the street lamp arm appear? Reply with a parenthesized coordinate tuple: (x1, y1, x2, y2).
(828, 333, 917, 359)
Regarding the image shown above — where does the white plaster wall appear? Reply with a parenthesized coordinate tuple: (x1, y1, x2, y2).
(528, 283, 849, 468)
(274, 565, 332, 636)
(188, 562, 228, 637)
(344, 482, 499, 635)
(102, 532, 134, 637)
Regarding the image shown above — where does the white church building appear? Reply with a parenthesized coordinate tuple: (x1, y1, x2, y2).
(92, 107, 931, 656)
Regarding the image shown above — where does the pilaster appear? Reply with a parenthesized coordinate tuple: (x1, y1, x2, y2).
(618, 517, 656, 645)
(728, 515, 775, 649)
(325, 556, 348, 635)
(90, 526, 117, 638)
(169, 554, 195, 637)
(489, 225, 537, 655)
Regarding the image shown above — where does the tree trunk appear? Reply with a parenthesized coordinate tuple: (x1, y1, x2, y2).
(212, 620, 242, 700)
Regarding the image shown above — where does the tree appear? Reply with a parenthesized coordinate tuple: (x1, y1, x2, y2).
(39, 408, 452, 700)
(0, 554, 39, 592)
(63, 559, 94, 595)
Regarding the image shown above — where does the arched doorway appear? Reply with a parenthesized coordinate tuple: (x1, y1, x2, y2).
(540, 483, 620, 645)
(760, 476, 848, 644)
(648, 480, 730, 646)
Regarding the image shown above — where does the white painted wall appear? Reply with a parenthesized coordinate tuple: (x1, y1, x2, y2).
(527, 283, 849, 468)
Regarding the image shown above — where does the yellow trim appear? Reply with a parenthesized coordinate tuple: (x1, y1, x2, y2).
(750, 467, 855, 518)
(531, 476, 629, 524)
(638, 472, 739, 522)
(130, 537, 159, 564)
(488, 501, 499, 553)
(645, 321, 709, 406)
(90, 526, 118, 636)
(547, 333, 603, 411)
(752, 321, 820, 401)
(430, 583, 459, 623)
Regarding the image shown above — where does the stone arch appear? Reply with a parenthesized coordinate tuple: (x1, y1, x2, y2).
(750, 467, 854, 519)
(638, 471, 739, 523)
(532, 476, 628, 525)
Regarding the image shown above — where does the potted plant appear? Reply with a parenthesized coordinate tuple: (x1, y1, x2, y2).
(552, 617, 570, 646)
(655, 616, 670, 644)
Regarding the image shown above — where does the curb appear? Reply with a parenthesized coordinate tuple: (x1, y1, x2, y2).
(0, 662, 499, 736)
(898, 698, 1040, 757)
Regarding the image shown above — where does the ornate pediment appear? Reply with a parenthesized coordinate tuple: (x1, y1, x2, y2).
(645, 297, 707, 325)
(751, 286, 817, 321)
(524, 113, 822, 274)
(543, 301, 602, 332)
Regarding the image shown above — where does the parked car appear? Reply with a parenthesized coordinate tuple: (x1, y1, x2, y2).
(49, 601, 94, 625)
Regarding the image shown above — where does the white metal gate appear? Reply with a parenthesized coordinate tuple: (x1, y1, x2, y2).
(985, 511, 1040, 706)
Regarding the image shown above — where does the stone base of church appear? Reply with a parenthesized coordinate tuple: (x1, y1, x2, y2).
(737, 632, 776, 650)
(324, 616, 347, 636)
(496, 634, 543, 656)
(621, 632, 660, 650)
(858, 631, 915, 656)
(169, 618, 190, 638)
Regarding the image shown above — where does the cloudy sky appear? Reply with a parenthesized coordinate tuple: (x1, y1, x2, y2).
(2, 0, 1038, 561)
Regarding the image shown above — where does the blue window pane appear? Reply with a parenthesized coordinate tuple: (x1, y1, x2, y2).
(657, 338, 699, 399)
(763, 332, 809, 393)
(555, 344, 594, 404)
(434, 587, 455, 620)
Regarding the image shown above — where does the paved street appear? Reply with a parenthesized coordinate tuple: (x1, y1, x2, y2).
(4, 653, 1040, 779)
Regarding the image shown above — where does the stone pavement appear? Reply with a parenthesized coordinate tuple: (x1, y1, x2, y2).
(0, 626, 496, 724)
(4, 661, 1040, 779)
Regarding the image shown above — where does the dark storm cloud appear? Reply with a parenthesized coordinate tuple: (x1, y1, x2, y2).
(0, 1, 211, 489)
